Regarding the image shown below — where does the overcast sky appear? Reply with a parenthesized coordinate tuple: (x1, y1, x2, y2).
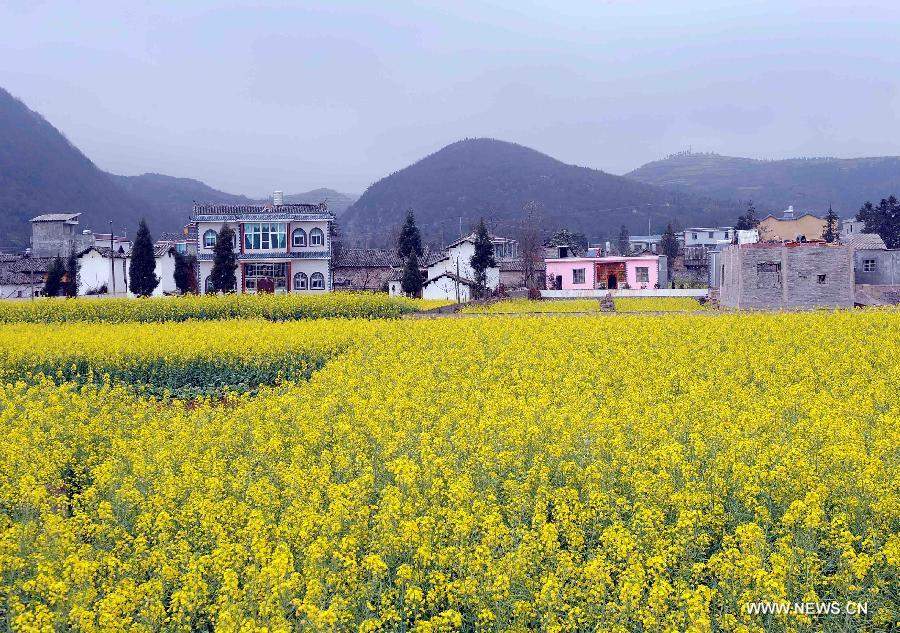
(2, 1, 900, 196)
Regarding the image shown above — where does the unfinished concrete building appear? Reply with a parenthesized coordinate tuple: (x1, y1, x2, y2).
(719, 243, 854, 309)
(30, 213, 93, 258)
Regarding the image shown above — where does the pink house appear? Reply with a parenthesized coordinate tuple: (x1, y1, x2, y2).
(545, 255, 662, 290)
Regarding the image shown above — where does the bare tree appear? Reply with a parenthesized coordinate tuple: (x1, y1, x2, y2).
(519, 200, 544, 291)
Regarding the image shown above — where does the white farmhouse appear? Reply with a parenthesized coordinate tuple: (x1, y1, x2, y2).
(77, 244, 178, 297)
(192, 194, 333, 293)
(420, 233, 508, 301)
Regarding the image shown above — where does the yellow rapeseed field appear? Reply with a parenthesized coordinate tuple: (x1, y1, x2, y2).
(462, 297, 705, 313)
(0, 307, 897, 631)
(0, 293, 447, 324)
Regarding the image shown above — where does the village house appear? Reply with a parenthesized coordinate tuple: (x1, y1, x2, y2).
(192, 192, 333, 294)
(0, 255, 50, 299)
(76, 244, 178, 297)
(333, 247, 434, 292)
(757, 206, 827, 242)
(417, 233, 517, 300)
(29, 213, 94, 257)
(545, 252, 666, 290)
(718, 242, 854, 309)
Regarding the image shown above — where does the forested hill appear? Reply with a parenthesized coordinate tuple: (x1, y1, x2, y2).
(626, 152, 900, 216)
(341, 138, 741, 247)
(0, 87, 152, 248)
(0, 87, 357, 248)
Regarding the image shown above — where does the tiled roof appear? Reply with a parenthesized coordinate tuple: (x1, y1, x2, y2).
(158, 231, 187, 242)
(840, 233, 887, 250)
(30, 212, 81, 223)
(0, 270, 39, 285)
(426, 271, 478, 287)
(5, 257, 52, 273)
(335, 248, 403, 268)
(335, 247, 435, 268)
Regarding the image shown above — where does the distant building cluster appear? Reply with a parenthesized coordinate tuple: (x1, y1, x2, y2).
(2, 194, 898, 310)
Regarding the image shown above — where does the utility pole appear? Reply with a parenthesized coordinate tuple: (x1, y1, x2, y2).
(109, 220, 116, 295)
(455, 257, 460, 304)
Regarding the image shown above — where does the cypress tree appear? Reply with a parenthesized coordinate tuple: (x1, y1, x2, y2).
(64, 247, 80, 297)
(617, 225, 631, 256)
(822, 205, 839, 243)
(174, 251, 197, 294)
(129, 219, 159, 297)
(735, 201, 760, 230)
(659, 223, 680, 272)
(400, 252, 423, 297)
(397, 209, 423, 259)
(210, 226, 238, 292)
(43, 256, 65, 297)
(469, 218, 496, 299)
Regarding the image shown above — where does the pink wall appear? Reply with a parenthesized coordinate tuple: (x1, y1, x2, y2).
(545, 258, 595, 290)
(546, 256, 660, 290)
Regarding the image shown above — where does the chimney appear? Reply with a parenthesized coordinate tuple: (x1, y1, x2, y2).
(274, 190, 284, 206)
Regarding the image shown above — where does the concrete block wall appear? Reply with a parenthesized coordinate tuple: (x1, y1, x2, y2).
(854, 249, 900, 285)
(720, 244, 854, 309)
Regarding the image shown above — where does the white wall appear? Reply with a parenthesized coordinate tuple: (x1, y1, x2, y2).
(77, 250, 128, 296)
(423, 275, 471, 301)
(428, 241, 500, 289)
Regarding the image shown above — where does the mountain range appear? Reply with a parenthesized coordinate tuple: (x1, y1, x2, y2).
(627, 151, 900, 217)
(0, 87, 356, 249)
(3, 84, 900, 251)
(341, 138, 740, 247)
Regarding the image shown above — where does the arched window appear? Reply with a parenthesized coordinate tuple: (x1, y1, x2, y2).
(293, 272, 308, 290)
(292, 228, 307, 248)
(309, 228, 325, 247)
(204, 276, 214, 293)
(310, 272, 325, 290)
(203, 230, 217, 248)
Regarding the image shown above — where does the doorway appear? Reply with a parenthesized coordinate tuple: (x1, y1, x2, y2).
(607, 274, 618, 289)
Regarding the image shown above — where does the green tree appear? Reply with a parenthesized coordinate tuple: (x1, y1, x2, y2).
(210, 226, 238, 292)
(400, 252, 422, 297)
(129, 219, 159, 297)
(659, 223, 680, 272)
(43, 255, 65, 297)
(857, 195, 900, 249)
(174, 251, 197, 294)
(735, 201, 760, 230)
(616, 225, 631, 256)
(397, 209, 424, 259)
(822, 205, 839, 243)
(469, 218, 496, 299)
(63, 247, 80, 297)
(545, 228, 588, 256)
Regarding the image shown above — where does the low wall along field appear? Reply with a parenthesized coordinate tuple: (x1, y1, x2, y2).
(0, 297, 898, 631)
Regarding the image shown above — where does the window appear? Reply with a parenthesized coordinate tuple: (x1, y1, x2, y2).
(293, 272, 308, 290)
(292, 228, 307, 248)
(692, 233, 698, 240)
(572, 268, 585, 284)
(204, 276, 214, 293)
(708, 231, 714, 238)
(863, 259, 877, 272)
(817, 274, 826, 284)
(243, 223, 286, 250)
(310, 272, 325, 289)
(309, 228, 325, 247)
(756, 262, 781, 288)
(724, 231, 729, 239)
(203, 230, 217, 248)
(175, 242, 187, 254)
(636, 266, 650, 283)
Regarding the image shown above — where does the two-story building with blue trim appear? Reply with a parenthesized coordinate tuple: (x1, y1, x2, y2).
(192, 196, 333, 294)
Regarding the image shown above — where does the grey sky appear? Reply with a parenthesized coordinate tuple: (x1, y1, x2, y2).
(2, 1, 900, 196)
